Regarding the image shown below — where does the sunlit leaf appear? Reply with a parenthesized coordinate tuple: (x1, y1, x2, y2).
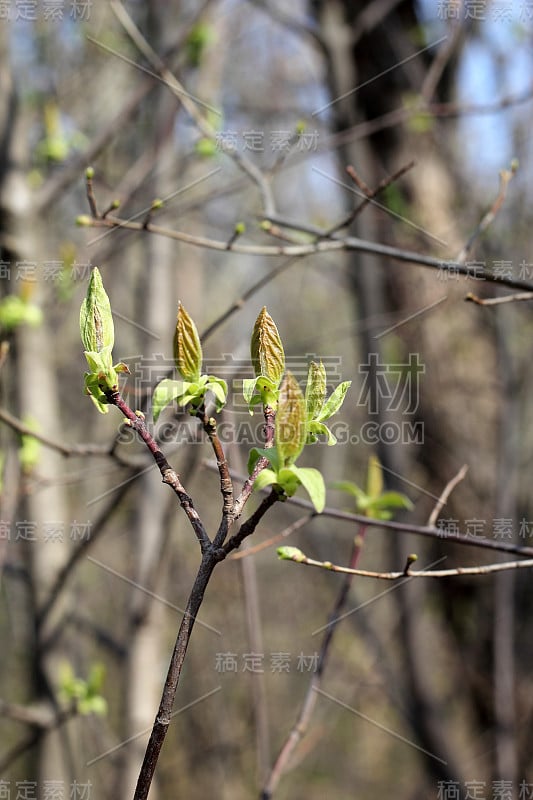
(251, 307, 285, 387)
(275, 371, 307, 465)
(291, 466, 326, 512)
(173, 302, 202, 382)
(152, 378, 188, 422)
(316, 381, 351, 422)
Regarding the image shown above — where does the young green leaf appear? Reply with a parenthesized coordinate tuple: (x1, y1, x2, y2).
(248, 446, 282, 475)
(332, 480, 367, 503)
(243, 378, 257, 407)
(275, 467, 302, 497)
(173, 302, 202, 382)
(152, 378, 189, 422)
(305, 360, 327, 421)
(368, 492, 414, 512)
(80, 267, 114, 353)
(307, 420, 337, 445)
(206, 376, 228, 411)
(334, 457, 413, 520)
(275, 371, 307, 466)
(315, 380, 351, 422)
(251, 307, 285, 387)
(290, 466, 326, 513)
(253, 468, 278, 492)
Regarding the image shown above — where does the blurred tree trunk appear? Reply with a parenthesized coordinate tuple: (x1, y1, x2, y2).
(314, 0, 472, 787)
(119, 6, 177, 798)
(0, 22, 72, 787)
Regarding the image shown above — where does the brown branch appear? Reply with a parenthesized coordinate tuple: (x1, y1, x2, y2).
(106, 388, 210, 551)
(108, 0, 275, 215)
(456, 162, 518, 264)
(427, 464, 469, 528)
(465, 292, 533, 306)
(233, 404, 276, 519)
(133, 553, 219, 800)
(279, 553, 533, 580)
(0, 406, 114, 458)
(223, 489, 280, 554)
(134, 489, 278, 800)
(199, 410, 234, 549)
(82, 213, 533, 294)
(229, 513, 313, 560)
(210, 462, 533, 559)
(325, 160, 416, 235)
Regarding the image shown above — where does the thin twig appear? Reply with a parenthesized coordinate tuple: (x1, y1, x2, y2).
(427, 464, 468, 528)
(325, 160, 416, 235)
(465, 292, 533, 306)
(134, 489, 278, 800)
(208, 461, 533, 559)
(200, 257, 302, 343)
(83, 213, 533, 294)
(233, 405, 276, 519)
(279, 552, 533, 580)
(0, 407, 113, 458)
(108, 0, 275, 215)
(200, 411, 234, 549)
(456, 163, 518, 264)
(107, 389, 211, 551)
(229, 514, 313, 560)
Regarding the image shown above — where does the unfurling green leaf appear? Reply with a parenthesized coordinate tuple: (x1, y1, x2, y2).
(80, 267, 114, 353)
(174, 302, 202, 382)
(152, 378, 188, 422)
(275, 371, 307, 466)
(248, 446, 281, 475)
(290, 466, 325, 512)
(251, 307, 285, 387)
(207, 376, 228, 411)
(305, 361, 327, 421)
(315, 380, 351, 422)
(253, 468, 278, 492)
(307, 420, 336, 445)
(333, 456, 413, 520)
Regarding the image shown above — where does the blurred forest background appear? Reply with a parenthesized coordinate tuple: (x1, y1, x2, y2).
(1, 1, 533, 798)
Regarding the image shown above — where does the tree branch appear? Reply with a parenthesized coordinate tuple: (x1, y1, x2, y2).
(82, 213, 533, 293)
(106, 389, 210, 551)
(278, 551, 533, 580)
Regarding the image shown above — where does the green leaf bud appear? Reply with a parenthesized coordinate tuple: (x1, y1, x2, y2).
(173, 303, 203, 382)
(251, 307, 285, 387)
(80, 267, 114, 353)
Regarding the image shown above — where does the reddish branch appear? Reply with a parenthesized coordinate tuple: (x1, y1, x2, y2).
(100, 385, 279, 800)
(106, 388, 210, 551)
